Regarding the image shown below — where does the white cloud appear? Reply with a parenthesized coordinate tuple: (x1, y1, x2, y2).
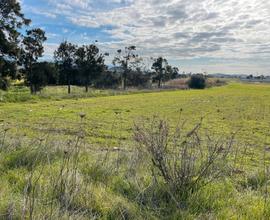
(38, 0, 270, 74)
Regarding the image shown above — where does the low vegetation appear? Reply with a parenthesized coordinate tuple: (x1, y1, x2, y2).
(0, 83, 270, 219)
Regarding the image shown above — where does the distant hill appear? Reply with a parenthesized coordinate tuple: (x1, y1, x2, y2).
(209, 73, 247, 78)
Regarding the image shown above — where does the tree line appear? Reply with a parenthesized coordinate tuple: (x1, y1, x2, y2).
(0, 0, 188, 94)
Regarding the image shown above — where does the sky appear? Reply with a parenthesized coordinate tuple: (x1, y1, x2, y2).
(20, 0, 270, 75)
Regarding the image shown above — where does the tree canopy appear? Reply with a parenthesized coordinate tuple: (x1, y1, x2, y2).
(21, 28, 47, 93)
(75, 44, 106, 92)
(151, 57, 169, 88)
(54, 41, 77, 94)
(0, 0, 31, 89)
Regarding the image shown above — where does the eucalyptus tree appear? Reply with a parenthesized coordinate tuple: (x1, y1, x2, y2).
(54, 41, 77, 94)
(113, 46, 140, 90)
(75, 44, 106, 92)
(21, 28, 47, 93)
(151, 57, 169, 88)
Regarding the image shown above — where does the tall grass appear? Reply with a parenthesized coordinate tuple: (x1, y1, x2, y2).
(0, 115, 269, 219)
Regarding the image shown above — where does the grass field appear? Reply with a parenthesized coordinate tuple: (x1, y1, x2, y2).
(1, 83, 269, 146)
(0, 82, 270, 219)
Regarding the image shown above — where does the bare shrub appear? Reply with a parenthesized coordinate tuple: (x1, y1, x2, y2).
(134, 116, 237, 207)
(206, 78, 227, 88)
(166, 78, 189, 89)
(51, 137, 84, 212)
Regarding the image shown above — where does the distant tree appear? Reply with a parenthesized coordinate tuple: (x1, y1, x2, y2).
(113, 46, 139, 90)
(27, 62, 49, 92)
(75, 45, 106, 92)
(54, 41, 77, 94)
(127, 68, 151, 88)
(43, 62, 58, 85)
(151, 57, 168, 88)
(21, 28, 47, 93)
(188, 74, 206, 89)
(165, 65, 179, 81)
(247, 74, 253, 79)
(94, 70, 120, 89)
(172, 67, 179, 79)
(29, 62, 58, 89)
(0, 0, 31, 90)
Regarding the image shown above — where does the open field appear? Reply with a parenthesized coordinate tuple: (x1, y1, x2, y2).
(1, 83, 269, 147)
(0, 82, 270, 219)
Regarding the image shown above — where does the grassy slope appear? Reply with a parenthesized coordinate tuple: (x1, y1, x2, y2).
(0, 83, 269, 146)
(0, 82, 270, 219)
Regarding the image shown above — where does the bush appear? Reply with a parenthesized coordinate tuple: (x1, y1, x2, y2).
(188, 74, 206, 89)
(134, 117, 235, 206)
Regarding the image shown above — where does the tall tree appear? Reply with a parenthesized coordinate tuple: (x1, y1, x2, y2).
(21, 28, 47, 93)
(54, 41, 77, 94)
(113, 46, 139, 90)
(0, 0, 31, 89)
(151, 57, 168, 88)
(75, 44, 106, 92)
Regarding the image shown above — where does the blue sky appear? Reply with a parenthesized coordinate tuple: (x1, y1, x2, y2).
(20, 0, 270, 75)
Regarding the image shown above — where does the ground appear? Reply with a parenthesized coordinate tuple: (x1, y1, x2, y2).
(1, 83, 269, 147)
(0, 82, 270, 219)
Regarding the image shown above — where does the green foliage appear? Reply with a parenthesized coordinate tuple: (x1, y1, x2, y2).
(188, 74, 206, 89)
(75, 44, 106, 92)
(0, 0, 31, 87)
(151, 57, 179, 88)
(151, 56, 168, 88)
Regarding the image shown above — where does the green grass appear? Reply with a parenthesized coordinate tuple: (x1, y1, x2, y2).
(0, 83, 269, 147)
(0, 82, 270, 219)
(0, 84, 180, 103)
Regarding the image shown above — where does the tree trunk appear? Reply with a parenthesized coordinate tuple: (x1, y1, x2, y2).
(123, 62, 128, 90)
(123, 77, 127, 90)
(66, 68, 71, 94)
(30, 84, 37, 94)
(29, 62, 35, 94)
(68, 76, 71, 94)
(30, 84, 35, 94)
(158, 79, 161, 88)
(122, 71, 127, 90)
(85, 77, 89, 92)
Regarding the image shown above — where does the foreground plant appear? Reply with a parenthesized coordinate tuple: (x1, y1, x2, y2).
(134, 116, 237, 207)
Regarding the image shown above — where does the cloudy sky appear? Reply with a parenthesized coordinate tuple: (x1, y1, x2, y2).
(21, 0, 270, 75)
